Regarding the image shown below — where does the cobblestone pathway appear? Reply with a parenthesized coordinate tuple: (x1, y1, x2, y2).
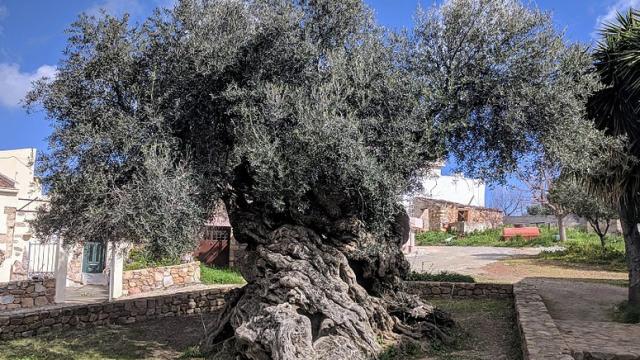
(557, 320, 640, 359)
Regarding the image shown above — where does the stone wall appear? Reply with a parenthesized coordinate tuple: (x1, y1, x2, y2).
(0, 278, 55, 311)
(0, 286, 236, 340)
(122, 261, 200, 296)
(405, 281, 513, 299)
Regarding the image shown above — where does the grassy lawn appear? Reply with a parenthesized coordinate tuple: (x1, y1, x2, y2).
(379, 299, 522, 360)
(537, 236, 626, 272)
(200, 264, 245, 285)
(0, 316, 213, 360)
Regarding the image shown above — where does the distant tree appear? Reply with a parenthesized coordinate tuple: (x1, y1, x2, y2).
(526, 204, 554, 216)
(571, 187, 618, 250)
(490, 186, 526, 216)
(27, 0, 599, 357)
(520, 165, 571, 240)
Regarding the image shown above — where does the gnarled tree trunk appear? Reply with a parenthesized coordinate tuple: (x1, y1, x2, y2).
(201, 200, 454, 359)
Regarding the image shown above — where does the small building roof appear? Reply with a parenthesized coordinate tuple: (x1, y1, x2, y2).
(0, 172, 16, 190)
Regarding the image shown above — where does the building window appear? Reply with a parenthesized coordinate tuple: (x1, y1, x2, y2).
(457, 210, 469, 222)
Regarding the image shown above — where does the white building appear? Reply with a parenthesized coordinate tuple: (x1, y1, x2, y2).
(415, 162, 485, 207)
(0, 148, 49, 282)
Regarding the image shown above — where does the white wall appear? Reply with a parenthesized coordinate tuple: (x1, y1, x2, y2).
(0, 148, 44, 282)
(417, 166, 485, 207)
(0, 148, 40, 199)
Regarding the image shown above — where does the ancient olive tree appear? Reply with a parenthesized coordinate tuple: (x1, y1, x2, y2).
(28, 0, 594, 358)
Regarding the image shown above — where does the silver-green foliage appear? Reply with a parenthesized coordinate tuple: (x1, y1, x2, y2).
(27, 0, 596, 257)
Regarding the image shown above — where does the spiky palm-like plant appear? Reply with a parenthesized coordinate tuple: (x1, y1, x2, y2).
(590, 10, 640, 306)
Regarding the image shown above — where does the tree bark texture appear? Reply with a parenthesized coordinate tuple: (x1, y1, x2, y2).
(557, 215, 567, 242)
(202, 202, 454, 359)
(621, 206, 640, 306)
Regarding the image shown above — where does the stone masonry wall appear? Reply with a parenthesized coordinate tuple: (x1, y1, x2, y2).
(0, 278, 55, 311)
(122, 261, 200, 296)
(0, 286, 236, 340)
(405, 281, 513, 299)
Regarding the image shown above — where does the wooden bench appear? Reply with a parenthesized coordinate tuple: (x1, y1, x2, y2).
(502, 227, 540, 240)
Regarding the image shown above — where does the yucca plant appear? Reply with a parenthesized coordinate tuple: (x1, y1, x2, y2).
(589, 9, 640, 306)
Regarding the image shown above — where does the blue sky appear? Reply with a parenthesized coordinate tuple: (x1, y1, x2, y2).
(0, 0, 637, 205)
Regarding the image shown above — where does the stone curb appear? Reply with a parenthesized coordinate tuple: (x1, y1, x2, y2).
(514, 282, 574, 360)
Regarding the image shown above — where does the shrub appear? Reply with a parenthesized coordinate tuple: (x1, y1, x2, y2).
(415, 231, 454, 246)
(405, 271, 475, 283)
(124, 248, 181, 271)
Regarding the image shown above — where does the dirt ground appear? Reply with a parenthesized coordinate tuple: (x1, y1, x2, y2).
(0, 314, 214, 360)
(422, 299, 522, 360)
(476, 258, 628, 284)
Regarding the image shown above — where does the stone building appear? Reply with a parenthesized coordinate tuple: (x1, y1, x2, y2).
(409, 197, 503, 234)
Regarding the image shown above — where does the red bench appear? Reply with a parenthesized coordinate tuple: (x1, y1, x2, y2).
(502, 227, 540, 240)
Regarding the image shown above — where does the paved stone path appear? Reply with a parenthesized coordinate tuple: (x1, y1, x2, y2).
(406, 246, 549, 275)
(557, 320, 640, 359)
(523, 278, 640, 360)
(530, 278, 626, 322)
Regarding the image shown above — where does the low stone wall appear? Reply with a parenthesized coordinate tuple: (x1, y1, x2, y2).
(513, 283, 573, 360)
(405, 281, 513, 299)
(0, 286, 236, 340)
(0, 278, 55, 311)
(122, 261, 200, 296)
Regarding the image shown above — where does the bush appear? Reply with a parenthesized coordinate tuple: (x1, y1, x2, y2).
(415, 231, 454, 246)
(124, 248, 181, 271)
(613, 301, 640, 323)
(537, 229, 626, 271)
(200, 264, 245, 284)
(405, 271, 475, 283)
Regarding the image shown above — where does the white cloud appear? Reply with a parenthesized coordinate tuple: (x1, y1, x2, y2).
(0, 63, 57, 108)
(593, 0, 640, 38)
(86, 0, 143, 18)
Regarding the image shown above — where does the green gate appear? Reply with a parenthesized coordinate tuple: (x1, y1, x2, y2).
(82, 242, 106, 273)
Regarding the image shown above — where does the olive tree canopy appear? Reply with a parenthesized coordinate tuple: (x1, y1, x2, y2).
(28, 0, 601, 358)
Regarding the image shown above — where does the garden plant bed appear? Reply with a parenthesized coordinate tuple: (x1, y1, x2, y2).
(0, 299, 522, 360)
(381, 298, 523, 360)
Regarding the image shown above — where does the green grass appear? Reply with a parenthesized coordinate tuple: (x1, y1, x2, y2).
(537, 233, 626, 272)
(612, 301, 640, 323)
(406, 271, 475, 283)
(200, 264, 245, 285)
(415, 227, 569, 247)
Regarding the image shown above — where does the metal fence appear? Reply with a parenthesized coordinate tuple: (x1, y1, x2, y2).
(27, 241, 57, 278)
